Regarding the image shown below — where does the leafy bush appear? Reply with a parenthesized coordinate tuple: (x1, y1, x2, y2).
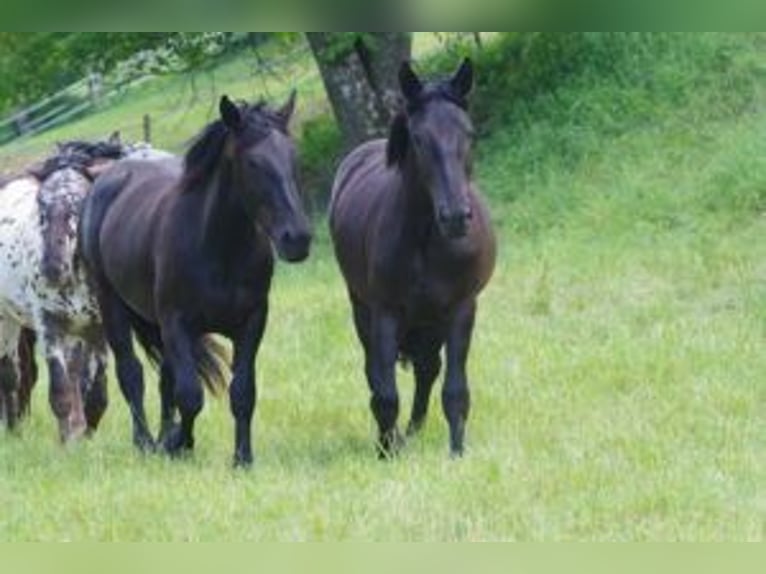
(465, 33, 764, 201)
(297, 114, 343, 211)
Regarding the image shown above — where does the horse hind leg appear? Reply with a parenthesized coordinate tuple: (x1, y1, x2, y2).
(126, 313, 175, 445)
(0, 319, 23, 432)
(0, 353, 20, 432)
(405, 327, 444, 437)
(97, 288, 155, 451)
(17, 328, 38, 420)
(43, 325, 88, 443)
(157, 360, 177, 446)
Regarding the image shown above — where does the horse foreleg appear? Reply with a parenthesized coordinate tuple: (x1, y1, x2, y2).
(82, 341, 109, 435)
(43, 328, 88, 443)
(442, 299, 476, 457)
(161, 314, 202, 456)
(365, 308, 402, 459)
(229, 302, 268, 468)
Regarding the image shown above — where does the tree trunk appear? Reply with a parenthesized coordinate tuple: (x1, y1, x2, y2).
(307, 33, 412, 150)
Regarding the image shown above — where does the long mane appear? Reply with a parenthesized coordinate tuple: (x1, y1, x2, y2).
(179, 101, 286, 193)
(28, 139, 125, 181)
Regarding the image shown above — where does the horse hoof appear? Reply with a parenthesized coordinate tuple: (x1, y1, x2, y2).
(377, 428, 405, 460)
(232, 452, 253, 469)
(133, 434, 157, 454)
(157, 422, 179, 449)
(449, 446, 465, 459)
(61, 421, 88, 444)
(405, 419, 424, 437)
(163, 426, 193, 458)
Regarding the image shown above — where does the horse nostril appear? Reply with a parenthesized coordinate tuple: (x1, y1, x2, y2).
(284, 229, 310, 244)
(438, 205, 472, 224)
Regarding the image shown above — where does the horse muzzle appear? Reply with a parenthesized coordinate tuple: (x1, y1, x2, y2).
(437, 204, 473, 239)
(274, 228, 312, 262)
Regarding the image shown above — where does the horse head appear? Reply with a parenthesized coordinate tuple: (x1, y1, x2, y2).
(217, 92, 312, 262)
(387, 58, 476, 239)
(34, 135, 127, 285)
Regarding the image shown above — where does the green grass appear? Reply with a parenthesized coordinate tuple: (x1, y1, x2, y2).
(0, 33, 764, 540)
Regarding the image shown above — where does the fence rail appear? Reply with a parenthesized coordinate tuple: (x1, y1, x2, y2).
(0, 42, 317, 177)
(0, 72, 151, 146)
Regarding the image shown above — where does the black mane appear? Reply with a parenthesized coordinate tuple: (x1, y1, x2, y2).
(181, 101, 286, 192)
(28, 139, 125, 181)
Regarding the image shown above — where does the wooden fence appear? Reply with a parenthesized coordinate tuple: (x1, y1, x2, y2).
(0, 72, 155, 146)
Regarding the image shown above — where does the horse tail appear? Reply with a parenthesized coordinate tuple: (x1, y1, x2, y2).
(191, 336, 229, 396)
(126, 312, 228, 397)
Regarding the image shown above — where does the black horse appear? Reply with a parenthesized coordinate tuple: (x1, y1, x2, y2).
(80, 93, 312, 466)
(329, 59, 496, 457)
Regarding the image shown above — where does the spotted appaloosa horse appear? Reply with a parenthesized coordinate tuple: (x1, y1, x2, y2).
(0, 137, 172, 439)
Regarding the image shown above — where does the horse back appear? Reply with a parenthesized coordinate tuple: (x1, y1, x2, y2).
(81, 159, 181, 321)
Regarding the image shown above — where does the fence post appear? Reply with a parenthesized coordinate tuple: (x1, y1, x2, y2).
(87, 72, 102, 107)
(143, 114, 151, 143)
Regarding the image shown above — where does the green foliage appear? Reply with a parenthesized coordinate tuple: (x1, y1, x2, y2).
(0, 33, 287, 116)
(297, 114, 343, 210)
(314, 33, 379, 65)
(0, 33, 172, 113)
(467, 33, 765, 203)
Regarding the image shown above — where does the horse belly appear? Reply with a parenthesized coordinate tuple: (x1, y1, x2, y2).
(100, 195, 161, 322)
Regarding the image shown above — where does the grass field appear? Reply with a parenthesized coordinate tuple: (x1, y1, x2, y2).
(0, 33, 763, 541)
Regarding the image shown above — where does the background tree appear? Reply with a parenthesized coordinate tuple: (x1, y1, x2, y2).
(306, 33, 412, 150)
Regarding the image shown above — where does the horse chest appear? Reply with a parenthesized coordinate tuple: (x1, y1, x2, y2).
(191, 257, 272, 330)
(399, 248, 477, 324)
(31, 275, 100, 329)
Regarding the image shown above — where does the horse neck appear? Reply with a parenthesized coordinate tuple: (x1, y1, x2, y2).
(197, 159, 254, 259)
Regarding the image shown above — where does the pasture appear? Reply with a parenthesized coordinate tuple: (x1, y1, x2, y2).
(0, 33, 763, 540)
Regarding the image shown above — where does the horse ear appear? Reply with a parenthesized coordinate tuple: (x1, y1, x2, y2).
(277, 89, 297, 127)
(399, 61, 423, 102)
(450, 57, 474, 100)
(386, 113, 409, 167)
(220, 95, 242, 131)
(108, 131, 121, 145)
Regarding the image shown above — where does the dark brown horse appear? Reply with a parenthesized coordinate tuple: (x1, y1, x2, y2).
(80, 93, 312, 466)
(329, 58, 496, 457)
